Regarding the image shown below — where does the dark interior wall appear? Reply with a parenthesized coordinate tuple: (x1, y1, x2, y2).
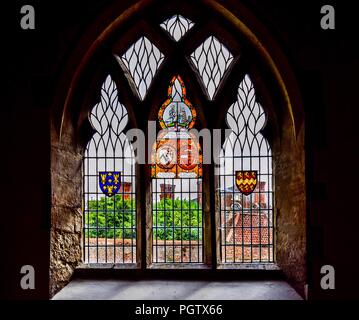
(50, 116, 83, 297)
(274, 118, 306, 297)
(1, 0, 358, 300)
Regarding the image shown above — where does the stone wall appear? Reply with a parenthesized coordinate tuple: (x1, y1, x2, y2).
(50, 119, 83, 297)
(274, 118, 306, 297)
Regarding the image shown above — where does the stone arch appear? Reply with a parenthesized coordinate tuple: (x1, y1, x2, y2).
(50, 0, 306, 297)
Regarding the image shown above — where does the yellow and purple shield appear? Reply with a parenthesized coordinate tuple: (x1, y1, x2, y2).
(235, 171, 257, 196)
(99, 171, 121, 197)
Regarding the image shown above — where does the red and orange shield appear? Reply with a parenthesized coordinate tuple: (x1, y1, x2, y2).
(235, 171, 257, 196)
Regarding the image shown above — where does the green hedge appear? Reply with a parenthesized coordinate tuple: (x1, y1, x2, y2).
(153, 198, 202, 240)
(85, 195, 135, 239)
(85, 196, 202, 240)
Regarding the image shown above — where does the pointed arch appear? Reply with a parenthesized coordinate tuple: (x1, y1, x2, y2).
(50, 0, 306, 298)
(151, 75, 204, 264)
(83, 75, 137, 264)
(218, 75, 274, 263)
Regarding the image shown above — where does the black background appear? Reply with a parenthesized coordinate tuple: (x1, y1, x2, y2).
(0, 0, 358, 300)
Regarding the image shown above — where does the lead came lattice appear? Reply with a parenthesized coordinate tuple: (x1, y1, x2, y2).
(218, 75, 274, 263)
(83, 75, 137, 264)
(160, 15, 195, 42)
(190, 36, 234, 100)
(116, 37, 165, 100)
(151, 76, 203, 264)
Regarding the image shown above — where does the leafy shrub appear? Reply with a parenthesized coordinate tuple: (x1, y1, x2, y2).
(153, 198, 202, 240)
(85, 195, 136, 239)
(85, 196, 202, 240)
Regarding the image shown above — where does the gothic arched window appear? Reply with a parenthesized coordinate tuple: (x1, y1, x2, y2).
(218, 75, 274, 263)
(83, 76, 136, 264)
(82, 13, 274, 267)
(151, 75, 203, 263)
(52, 3, 306, 296)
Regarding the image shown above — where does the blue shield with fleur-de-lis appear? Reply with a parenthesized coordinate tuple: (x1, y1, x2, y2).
(99, 171, 121, 197)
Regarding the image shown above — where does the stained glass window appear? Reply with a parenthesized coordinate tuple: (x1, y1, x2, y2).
(151, 75, 203, 263)
(82, 14, 276, 268)
(83, 75, 137, 264)
(217, 75, 274, 263)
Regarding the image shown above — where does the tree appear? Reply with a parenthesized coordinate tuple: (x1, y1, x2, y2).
(85, 195, 136, 239)
(85, 196, 202, 240)
(153, 198, 202, 240)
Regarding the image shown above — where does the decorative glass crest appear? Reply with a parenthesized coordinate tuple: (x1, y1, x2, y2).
(99, 171, 121, 197)
(235, 171, 257, 196)
(152, 75, 202, 179)
(158, 75, 196, 130)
